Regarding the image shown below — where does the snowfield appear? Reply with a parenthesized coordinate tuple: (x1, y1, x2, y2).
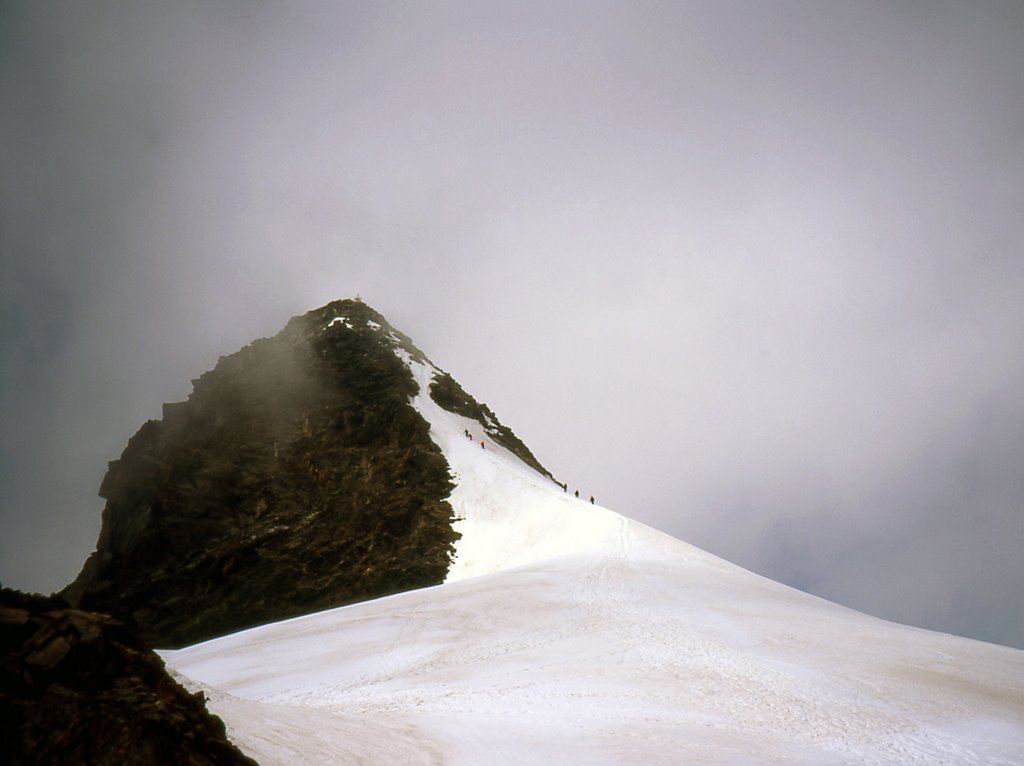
(164, 350, 1024, 765)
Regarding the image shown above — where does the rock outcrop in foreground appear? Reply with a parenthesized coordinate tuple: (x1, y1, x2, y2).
(63, 299, 460, 648)
(0, 588, 255, 766)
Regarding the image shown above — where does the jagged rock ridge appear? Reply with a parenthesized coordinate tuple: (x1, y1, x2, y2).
(63, 300, 460, 648)
(62, 299, 552, 649)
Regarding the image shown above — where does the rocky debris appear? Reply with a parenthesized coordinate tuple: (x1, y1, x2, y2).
(63, 299, 459, 648)
(0, 588, 256, 766)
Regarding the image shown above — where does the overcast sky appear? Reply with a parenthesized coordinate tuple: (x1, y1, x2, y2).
(2, 1, 1022, 649)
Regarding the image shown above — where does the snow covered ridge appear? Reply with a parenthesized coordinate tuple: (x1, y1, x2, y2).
(164, 335, 1024, 765)
(397, 349, 606, 582)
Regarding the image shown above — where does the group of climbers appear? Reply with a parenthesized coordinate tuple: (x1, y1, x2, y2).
(464, 428, 485, 449)
(465, 427, 595, 504)
(559, 482, 595, 504)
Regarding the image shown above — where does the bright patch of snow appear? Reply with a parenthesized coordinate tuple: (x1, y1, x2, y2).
(325, 316, 353, 330)
(163, 352, 1024, 765)
(401, 352, 616, 581)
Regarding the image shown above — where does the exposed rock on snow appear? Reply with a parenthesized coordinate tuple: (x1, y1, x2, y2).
(428, 370, 554, 482)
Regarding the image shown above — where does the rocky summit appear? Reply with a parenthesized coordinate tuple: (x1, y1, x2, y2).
(61, 299, 548, 649)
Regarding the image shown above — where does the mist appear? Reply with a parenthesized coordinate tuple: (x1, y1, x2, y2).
(2, 1, 1022, 648)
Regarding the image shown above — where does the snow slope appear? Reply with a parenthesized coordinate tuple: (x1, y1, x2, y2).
(164, 350, 1024, 765)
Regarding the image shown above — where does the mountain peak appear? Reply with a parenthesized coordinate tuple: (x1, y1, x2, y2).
(283, 297, 431, 364)
(62, 299, 550, 648)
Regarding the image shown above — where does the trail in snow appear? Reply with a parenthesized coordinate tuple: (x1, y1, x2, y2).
(162, 342, 1024, 766)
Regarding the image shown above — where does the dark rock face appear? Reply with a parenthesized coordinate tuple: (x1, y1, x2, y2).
(0, 588, 256, 766)
(63, 299, 459, 648)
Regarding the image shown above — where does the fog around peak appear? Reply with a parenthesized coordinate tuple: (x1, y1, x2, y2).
(2, 1, 1022, 648)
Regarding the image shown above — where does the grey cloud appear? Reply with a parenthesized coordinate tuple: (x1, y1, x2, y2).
(2, 1, 1022, 648)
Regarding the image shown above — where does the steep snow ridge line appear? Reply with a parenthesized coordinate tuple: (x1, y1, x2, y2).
(395, 348, 627, 583)
(392, 342, 829, 584)
(395, 345, 778, 579)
